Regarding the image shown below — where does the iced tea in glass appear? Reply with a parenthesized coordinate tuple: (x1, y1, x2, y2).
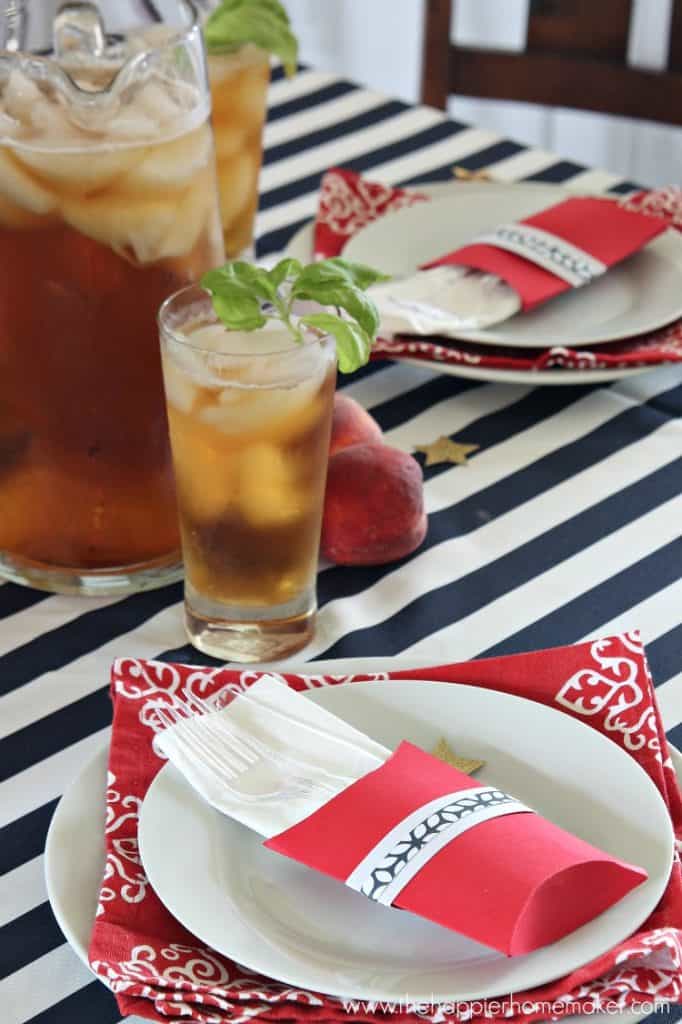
(0, 1, 224, 594)
(208, 45, 270, 258)
(159, 285, 336, 662)
(193, 0, 272, 257)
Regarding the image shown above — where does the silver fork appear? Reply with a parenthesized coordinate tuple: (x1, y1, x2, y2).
(156, 699, 350, 804)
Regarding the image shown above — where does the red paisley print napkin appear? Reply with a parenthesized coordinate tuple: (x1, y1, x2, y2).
(372, 320, 682, 372)
(313, 166, 427, 259)
(89, 631, 682, 1024)
(313, 169, 682, 373)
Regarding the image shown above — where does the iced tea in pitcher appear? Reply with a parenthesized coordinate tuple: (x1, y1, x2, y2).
(0, 1, 224, 593)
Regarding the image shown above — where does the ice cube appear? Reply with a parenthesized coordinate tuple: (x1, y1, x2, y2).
(0, 112, 20, 140)
(212, 323, 294, 357)
(187, 323, 241, 354)
(214, 378, 322, 444)
(135, 82, 184, 127)
(199, 399, 246, 433)
(164, 349, 214, 390)
(3, 70, 42, 122)
(17, 142, 142, 194)
(127, 24, 176, 54)
(0, 147, 56, 214)
(28, 99, 90, 148)
(53, 3, 106, 60)
(60, 192, 175, 263)
(169, 422, 236, 522)
(105, 111, 158, 141)
(170, 323, 326, 397)
(161, 357, 199, 414)
(125, 123, 212, 191)
(238, 442, 303, 528)
(155, 174, 215, 260)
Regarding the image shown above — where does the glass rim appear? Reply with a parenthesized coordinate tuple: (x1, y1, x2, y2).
(0, 0, 201, 96)
(158, 283, 332, 359)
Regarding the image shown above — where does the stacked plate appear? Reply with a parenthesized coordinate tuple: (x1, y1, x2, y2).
(46, 657, 676, 1013)
(285, 183, 682, 385)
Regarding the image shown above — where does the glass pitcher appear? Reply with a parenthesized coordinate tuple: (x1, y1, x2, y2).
(0, 0, 224, 595)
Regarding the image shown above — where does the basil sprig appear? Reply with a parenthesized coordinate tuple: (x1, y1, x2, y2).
(204, 0, 298, 77)
(200, 257, 390, 373)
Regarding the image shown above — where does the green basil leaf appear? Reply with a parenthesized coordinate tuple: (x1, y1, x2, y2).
(291, 260, 354, 293)
(201, 269, 267, 331)
(212, 290, 267, 331)
(229, 262, 278, 302)
(268, 257, 302, 289)
(301, 313, 372, 373)
(325, 257, 391, 289)
(202, 262, 276, 303)
(294, 282, 379, 338)
(204, 0, 298, 76)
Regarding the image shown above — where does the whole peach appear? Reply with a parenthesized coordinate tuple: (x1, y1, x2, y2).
(322, 443, 427, 565)
(329, 393, 382, 456)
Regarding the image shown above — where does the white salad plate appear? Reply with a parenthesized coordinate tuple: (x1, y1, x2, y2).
(284, 181, 672, 386)
(45, 661, 677, 1008)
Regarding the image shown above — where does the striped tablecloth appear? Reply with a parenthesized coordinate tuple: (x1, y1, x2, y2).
(1, 66, 681, 1024)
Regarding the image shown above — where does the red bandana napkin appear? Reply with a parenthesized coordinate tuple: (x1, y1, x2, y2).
(313, 166, 428, 258)
(89, 631, 682, 1023)
(314, 170, 682, 373)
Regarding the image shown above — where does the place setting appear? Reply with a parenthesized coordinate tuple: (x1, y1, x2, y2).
(46, 632, 682, 1022)
(285, 170, 682, 385)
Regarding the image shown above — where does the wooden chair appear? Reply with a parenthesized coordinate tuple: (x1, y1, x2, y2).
(421, 0, 682, 126)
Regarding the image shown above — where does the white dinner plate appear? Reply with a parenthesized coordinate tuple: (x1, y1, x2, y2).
(345, 189, 682, 349)
(280, 178, 663, 385)
(132, 679, 673, 1002)
(283, 182, 572, 264)
(45, 657, 680, 1013)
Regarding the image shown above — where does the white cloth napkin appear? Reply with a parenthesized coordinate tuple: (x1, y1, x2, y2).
(367, 265, 521, 336)
(155, 675, 388, 838)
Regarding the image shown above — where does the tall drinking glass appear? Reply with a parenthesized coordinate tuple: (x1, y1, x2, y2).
(0, 0, 224, 595)
(208, 45, 269, 257)
(159, 285, 336, 662)
(195, 0, 270, 258)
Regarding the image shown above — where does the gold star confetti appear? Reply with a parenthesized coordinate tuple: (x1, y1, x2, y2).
(414, 437, 479, 467)
(431, 737, 486, 775)
(452, 165, 494, 182)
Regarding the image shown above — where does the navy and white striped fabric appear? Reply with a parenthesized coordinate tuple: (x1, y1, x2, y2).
(1, 66, 681, 1024)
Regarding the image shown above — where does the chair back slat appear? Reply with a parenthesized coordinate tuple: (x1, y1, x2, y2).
(526, 0, 632, 61)
(421, 0, 682, 126)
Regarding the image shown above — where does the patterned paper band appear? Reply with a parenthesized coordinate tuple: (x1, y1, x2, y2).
(474, 224, 608, 288)
(345, 785, 531, 907)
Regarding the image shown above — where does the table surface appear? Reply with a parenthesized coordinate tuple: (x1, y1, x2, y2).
(1, 65, 681, 1024)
